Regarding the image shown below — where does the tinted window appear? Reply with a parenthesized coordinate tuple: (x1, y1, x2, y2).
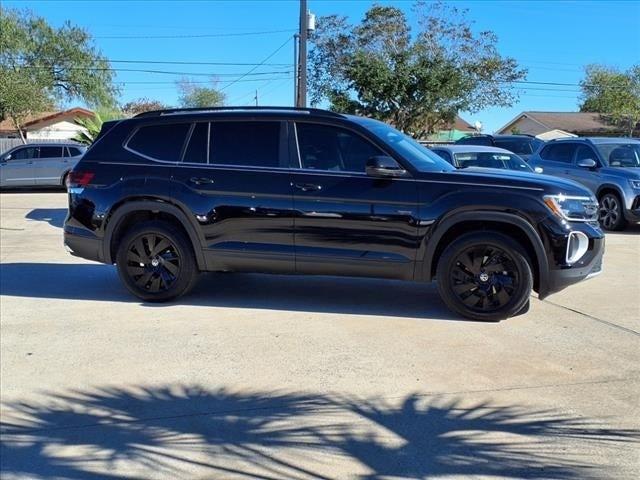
(67, 147, 83, 157)
(454, 152, 533, 172)
(183, 123, 209, 164)
(495, 139, 533, 155)
(128, 123, 191, 161)
(39, 146, 63, 158)
(540, 143, 577, 163)
(575, 145, 597, 163)
(296, 123, 383, 172)
(432, 149, 453, 164)
(11, 147, 38, 160)
(595, 143, 640, 167)
(457, 136, 493, 146)
(210, 121, 280, 168)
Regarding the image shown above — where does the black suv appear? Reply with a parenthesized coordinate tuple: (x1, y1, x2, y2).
(456, 134, 544, 161)
(64, 107, 604, 321)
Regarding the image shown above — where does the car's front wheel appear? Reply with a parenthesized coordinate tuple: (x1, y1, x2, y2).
(436, 232, 533, 321)
(116, 220, 198, 302)
(599, 192, 627, 231)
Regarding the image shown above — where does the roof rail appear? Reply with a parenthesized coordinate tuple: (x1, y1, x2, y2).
(134, 106, 345, 119)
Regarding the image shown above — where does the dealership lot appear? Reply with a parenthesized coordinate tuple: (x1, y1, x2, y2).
(1, 191, 639, 479)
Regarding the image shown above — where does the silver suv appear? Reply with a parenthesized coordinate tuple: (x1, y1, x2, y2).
(529, 137, 640, 231)
(0, 143, 86, 188)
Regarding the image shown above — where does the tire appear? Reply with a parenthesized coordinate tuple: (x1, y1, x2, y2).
(61, 171, 70, 189)
(115, 220, 198, 302)
(599, 192, 627, 231)
(436, 232, 533, 322)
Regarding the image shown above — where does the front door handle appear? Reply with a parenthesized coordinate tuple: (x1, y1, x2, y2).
(294, 183, 322, 192)
(189, 177, 214, 185)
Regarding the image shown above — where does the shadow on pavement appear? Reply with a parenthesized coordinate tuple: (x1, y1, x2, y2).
(0, 262, 463, 320)
(1, 384, 638, 479)
(25, 208, 67, 228)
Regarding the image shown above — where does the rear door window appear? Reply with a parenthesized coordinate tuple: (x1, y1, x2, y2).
(39, 146, 64, 158)
(210, 121, 281, 168)
(183, 123, 209, 164)
(127, 123, 191, 161)
(540, 143, 577, 163)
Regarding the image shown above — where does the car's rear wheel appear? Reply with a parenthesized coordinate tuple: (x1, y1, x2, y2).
(599, 192, 627, 231)
(116, 220, 198, 302)
(436, 232, 533, 321)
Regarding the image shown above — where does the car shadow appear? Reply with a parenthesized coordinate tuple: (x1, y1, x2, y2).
(1, 384, 638, 479)
(0, 262, 464, 321)
(25, 208, 67, 228)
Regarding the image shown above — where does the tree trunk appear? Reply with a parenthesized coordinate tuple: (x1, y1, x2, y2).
(10, 116, 27, 144)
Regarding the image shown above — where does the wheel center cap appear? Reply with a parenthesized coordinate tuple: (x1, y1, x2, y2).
(479, 272, 490, 283)
(151, 257, 160, 267)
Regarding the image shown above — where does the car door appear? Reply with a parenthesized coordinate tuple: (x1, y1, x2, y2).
(568, 144, 602, 194)
(535, 143, 577, 179)
(290, 121, 419, 280)
(35, 145, 65, 186)
(0, 146, 38, 187)
(170, 120, 296, 274)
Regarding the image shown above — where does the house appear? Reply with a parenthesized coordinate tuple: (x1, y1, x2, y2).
(0, 107, 94, 140)
(424, 115, 478, 142)
(496, 111, 640, 138)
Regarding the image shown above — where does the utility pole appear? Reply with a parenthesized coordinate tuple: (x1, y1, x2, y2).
(293, 33, 299, 106)
(297, 0, 308, 108)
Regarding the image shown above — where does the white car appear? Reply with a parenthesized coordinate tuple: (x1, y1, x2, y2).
(0, 143, 86, 188)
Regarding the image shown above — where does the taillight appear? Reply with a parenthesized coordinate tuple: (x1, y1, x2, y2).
(67, 171, 94, 187)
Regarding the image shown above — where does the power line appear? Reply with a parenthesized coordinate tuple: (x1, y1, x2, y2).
(108, 59, 292, 67)
(94, 28, 296, 40)
(16, 65, 292, 77)
(221, 36, 293, 91)
(118, 76, 293, 85)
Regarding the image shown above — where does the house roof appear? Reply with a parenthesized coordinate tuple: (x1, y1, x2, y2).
(452, 116, 476, 132)
(0, 107, 94, 133)
(497, 111, 632, 135)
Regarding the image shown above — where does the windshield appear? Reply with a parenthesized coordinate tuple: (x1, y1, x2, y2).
(354, 118, 455, 172)
(595, 143, 640, 167)
(454, 152, 533, 172)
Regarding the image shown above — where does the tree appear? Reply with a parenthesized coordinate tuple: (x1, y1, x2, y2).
(0, 8, 117, 142)
(72, 107, 123, 145)
(308, 2, 526, 137)
(176, 78, 225, 108)
(122, 98, 168, 116)
(580, 64, 640, 137)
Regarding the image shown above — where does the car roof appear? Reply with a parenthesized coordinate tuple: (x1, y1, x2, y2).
(549, 137, 640, 144)
(11, 142, 84, 147)
(432, 145, 515, 154)
(461, 134, 535, 139)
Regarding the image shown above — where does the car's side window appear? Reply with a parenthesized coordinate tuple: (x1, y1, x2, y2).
(11, 147, 38, 160)
(183, 123, 209, 164)
(295, 123, 384, 173)
(458, 136, 492, 146)
(66, 147, 83, 157)
(127, 123, 191, 161)
(210, 121, 281, 168)
(39, 146, 64, 159)
(540, 143, 576, 163)
(432, 149, 453, 165)
(575, 145, 598, 164)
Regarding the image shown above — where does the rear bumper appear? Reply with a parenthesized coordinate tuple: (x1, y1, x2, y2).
(63, 226, 103, 263)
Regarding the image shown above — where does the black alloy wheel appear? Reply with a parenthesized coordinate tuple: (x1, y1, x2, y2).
(436, 232, 533, 321)
(125, 233, 181, 293)
(116, 220, 198, 302)
(599, 193, 627, 231)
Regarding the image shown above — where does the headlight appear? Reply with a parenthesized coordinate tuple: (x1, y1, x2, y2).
(543, 194, 599, 222)
(629, 180, 640, 190)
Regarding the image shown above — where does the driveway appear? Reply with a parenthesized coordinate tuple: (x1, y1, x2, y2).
(1, 192, 639, 479)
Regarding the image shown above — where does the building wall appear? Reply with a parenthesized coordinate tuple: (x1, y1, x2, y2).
(499, 117, 546, 135)
(26, 121, 87, 140)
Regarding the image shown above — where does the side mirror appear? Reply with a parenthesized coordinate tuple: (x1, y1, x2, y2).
(365, 156, 408, 178)
(577, 158, 597, 169)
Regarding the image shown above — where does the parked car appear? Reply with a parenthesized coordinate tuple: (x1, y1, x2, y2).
(455, 134, 544, 161)
(430, 145, 543, 173)
(528, 137, 640, 231)
(0, 143, 86, 188)
(64, 107, 604, 321)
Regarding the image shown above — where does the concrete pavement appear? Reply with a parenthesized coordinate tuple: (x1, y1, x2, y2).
(1, 192, 639, 479)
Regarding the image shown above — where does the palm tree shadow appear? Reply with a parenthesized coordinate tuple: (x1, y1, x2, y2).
(2, 385, 638, 479)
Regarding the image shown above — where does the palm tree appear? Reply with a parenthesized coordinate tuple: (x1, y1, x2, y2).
(73, 108, 122, 145)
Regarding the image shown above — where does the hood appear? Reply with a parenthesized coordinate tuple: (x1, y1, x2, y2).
(416, 167, 594, 197)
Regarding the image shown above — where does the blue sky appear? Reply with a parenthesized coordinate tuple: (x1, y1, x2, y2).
(6, 0, 640, 133)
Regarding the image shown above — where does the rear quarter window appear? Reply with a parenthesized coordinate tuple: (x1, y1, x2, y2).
(127, 123, 191, 161)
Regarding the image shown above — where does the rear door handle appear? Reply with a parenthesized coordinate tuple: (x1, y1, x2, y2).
(294, 183, 322, 192)
(189, 177, 214, 185)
